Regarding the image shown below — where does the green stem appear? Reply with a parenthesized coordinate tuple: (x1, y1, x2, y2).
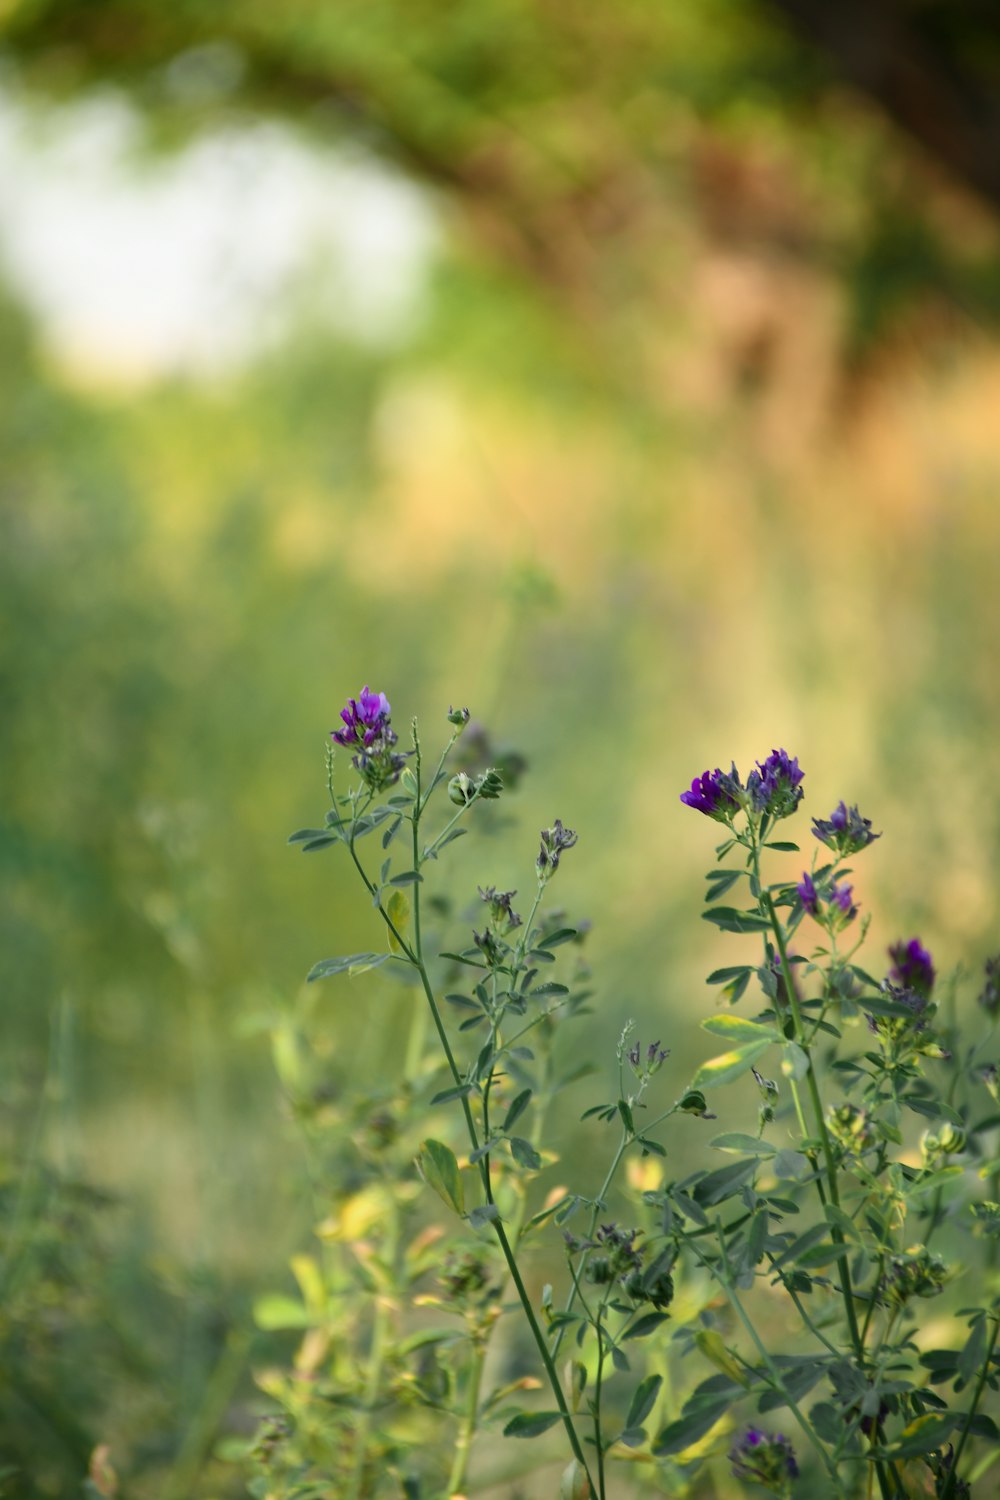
(753, 837, 898, 1500)
(346, 1203, 399, 1500)
(941, 1315, 1000, 1500)
(593, 1312, 607, 1500)
(551, 1131, 631, 1357)
(447, 1338, 487, 1497)
(397, 743, 595, 1493)
(688, 1228, 847, 1496)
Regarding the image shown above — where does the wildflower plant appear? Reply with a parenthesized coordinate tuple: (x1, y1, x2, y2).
(254, 695, 1000, 1500)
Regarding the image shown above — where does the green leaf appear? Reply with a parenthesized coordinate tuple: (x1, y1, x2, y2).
(503, 1411, 563, 1439)
(702, 906, 771, 933)
(710, 1132, 776, 1156)
(301, 835, 339, 851)
(706, 965, 753, 985)
(892, 1412, 958, 1458)
(705, 869, 742, 899)
(653, 1396, 731, 1455)
(622, 1310, 671, 1340)
(503, 1089, 532, 1133)
(957, 1314, 987, 1385)
(306, 952, 390, 982)
(430, 1083, 475, 1105)
(509, 1137, 542, 1170)
(386, 888, 411, 954)
(253, 1294, 311, 1330)
(536, 927, 578, 949)
(389, 870, 423, 885)
(531, 982, 569, 997)
(467, 1203, 501, 1230)
(288, 827, 328, 844)
(626, 1374, 663, 1431)
(415, 1139, 465, 1216)
(780, 1041, 809, 1080)
(765, 840, 800, 851)
(702, 1015, 780, 1044)
(694, 1329, 748, 1384)
(772, 1149, 811, 1181)
(689, 1039, 772, 1091)
(691, 1158, 757, 1206)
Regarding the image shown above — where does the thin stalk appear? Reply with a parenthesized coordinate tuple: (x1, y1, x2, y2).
(551, 1130, 630, 1357)
(593, 1312, 608, 1500)
(752, 834, 897, 1500)
(940, 1315, 1000, 1500)
(447, 1338, 487, 1497)
(686, 1227, 847, 1496)
(346, 1205, 399, 1500)
(397, 741, 596, 1493)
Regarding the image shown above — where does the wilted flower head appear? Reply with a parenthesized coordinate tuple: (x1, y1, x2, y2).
(537, 819, 578, 880)
(811, 800, 880, 856)
(478, 885, 521, 930)
(889, 938, 936, 998)
(729, 1427, 799, 1491)
(881, 1245, 947, 1306)
(747, 749, 804, 819)
(331, 686, 406, 790)
(626, 1037, 670, 1079)
(680, 764, 742, 822)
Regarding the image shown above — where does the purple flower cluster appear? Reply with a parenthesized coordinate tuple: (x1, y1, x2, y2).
(747, 749, 804, 818)
(332, 686, 392, 748)
(680, 752, 802, 823)
(889, 937, 935, 998)
(680, 765, 742, 822)
(730, 1426, 798, 1490)
(331, 685, 406, 790)
(811, 800, 880, 856)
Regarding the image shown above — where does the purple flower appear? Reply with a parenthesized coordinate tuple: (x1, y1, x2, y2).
(730, 1426, 798, 1489)
(680, 764, 742, 822)
(332, 685, 392, 748)
(798, 873, 856, 930)
(747, 749, 804, 819)
(331, 685, 406, 790)
(812, 800, 880, 856)
(796, 872, 820, 916)
(830, 881, 857, 919)
(889, 938, 935, 998)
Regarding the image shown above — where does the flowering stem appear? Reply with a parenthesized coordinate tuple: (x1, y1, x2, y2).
(755, 848, 900, 1500)
(400, 732, 596, 1494)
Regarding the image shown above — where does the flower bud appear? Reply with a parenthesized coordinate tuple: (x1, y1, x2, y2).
(920, 1122, 966, 1165)
(448, 772, 474, 806)
(560, 1460, 592, 1500)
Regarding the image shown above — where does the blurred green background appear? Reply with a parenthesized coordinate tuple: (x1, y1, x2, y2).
(2, 1, 1000, 1494)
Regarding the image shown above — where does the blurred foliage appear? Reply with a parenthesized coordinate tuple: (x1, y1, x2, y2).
(1, 2, 1000, 1493)
(4, 0, 1000, 374)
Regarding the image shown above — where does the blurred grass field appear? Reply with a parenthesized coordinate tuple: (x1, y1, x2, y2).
(2, 16, 1000, 1493)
